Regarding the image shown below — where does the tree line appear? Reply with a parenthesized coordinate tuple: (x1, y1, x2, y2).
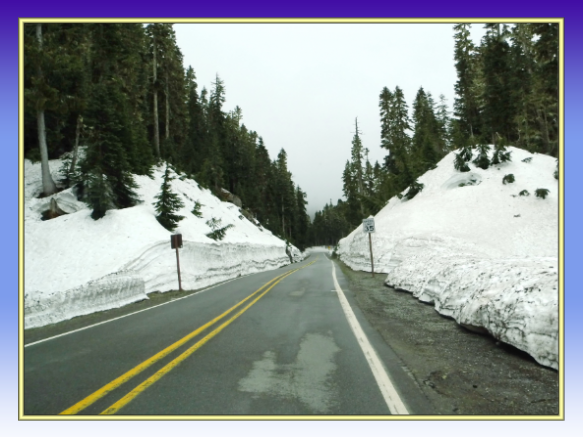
(309, 23, 558, 247)
(24, 23, 310, 250)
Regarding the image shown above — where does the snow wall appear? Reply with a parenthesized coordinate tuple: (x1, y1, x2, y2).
(337, 147, 559, 370)
(24, 159, 302, 329)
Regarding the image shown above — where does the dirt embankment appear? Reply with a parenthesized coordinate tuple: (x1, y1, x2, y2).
(335, 258, 559, 416)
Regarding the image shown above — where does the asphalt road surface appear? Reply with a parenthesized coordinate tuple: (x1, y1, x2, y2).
(24, 253, 431, 416)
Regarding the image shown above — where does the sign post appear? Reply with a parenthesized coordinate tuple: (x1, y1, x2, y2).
(171, 234, 183, 291)
(362, 217, 375, 277)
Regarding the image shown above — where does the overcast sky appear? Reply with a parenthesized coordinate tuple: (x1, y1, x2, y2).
(174, 23, 486, 217)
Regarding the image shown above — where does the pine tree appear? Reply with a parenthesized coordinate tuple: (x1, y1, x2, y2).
(473, 143, 491, 170)
(81, 80, 139, 218)
(154, 164, 185, 231)
(411, 87, 441, 175)
(453, 23, 482, 141)
(491, 134, 512, 164)
(386, 86, 414, 192)
(182, 66, 208, 175)
(478, 23, 521, 145)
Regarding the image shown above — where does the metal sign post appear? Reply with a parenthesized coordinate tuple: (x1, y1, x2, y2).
(362, 217, 375, 277)
(171, 234, 183, 291)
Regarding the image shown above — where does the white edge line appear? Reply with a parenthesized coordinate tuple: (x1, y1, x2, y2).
(331, 260, 410, 415)
(24, 276, 243, 348)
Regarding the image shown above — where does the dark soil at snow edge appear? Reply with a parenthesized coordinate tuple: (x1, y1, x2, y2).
(332, 256, 560, 416)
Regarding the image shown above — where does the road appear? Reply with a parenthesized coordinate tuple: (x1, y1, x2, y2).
(24, 252, 430, 416)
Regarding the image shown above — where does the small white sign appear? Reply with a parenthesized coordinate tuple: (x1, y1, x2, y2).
(363, 218, 375, 233)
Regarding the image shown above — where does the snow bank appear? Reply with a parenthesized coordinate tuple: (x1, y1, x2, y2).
(24, 159, 302, 329)
(337, 147, 559, 369)
(304, 246, 333, 256)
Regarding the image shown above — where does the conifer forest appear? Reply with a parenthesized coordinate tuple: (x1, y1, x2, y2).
(24, 23, 558, 250)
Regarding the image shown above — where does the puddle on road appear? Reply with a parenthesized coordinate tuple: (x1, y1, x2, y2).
(238, 332, 340, 413)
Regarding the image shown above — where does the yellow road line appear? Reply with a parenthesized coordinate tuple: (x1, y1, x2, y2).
(60, 269, 295, 415)
(100, 261, 315, 415)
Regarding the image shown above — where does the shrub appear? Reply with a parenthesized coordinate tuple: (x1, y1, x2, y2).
(472, 144, 491, 170)
(519, 190, 530, 196)
(206, 217, 234, 241)
(404, 180, 424, 200)
(535, 188, 550, 199)
(191, 201, 203, 218)
(491, 136, 512, 165)
(153, 164, 185, 231)
(454, 151, 471, 172)
(502, 174, 515, 184)
(522, 157, 532, 163)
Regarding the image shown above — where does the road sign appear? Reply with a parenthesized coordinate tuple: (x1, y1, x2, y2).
(171, 234, 183, 291)
(363, 218, 375, 233)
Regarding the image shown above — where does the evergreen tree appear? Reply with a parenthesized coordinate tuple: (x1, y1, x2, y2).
(80, 80, 139, 218)
(473, 143, 491, 170)
(479, 23, 518, 144)
(182, 66, 208, 175)
(384, 86, 414, 193)
(146, 23, 188, 163)
(491, 134, 512, 164)
(411, 87, 442, 175)
(154, 164, 185, 231)
(531, 23, 559, 156)
(453, 23, 482, 141)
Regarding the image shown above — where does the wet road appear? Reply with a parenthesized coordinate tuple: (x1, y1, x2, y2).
(24, 253, 429, 416)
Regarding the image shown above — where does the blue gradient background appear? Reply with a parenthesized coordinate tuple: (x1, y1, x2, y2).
(6, 1, 578, 435)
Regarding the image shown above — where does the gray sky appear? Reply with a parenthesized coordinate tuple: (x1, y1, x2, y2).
(174, 23, 486, 217)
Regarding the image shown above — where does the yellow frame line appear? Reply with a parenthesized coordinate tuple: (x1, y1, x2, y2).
(100, 263, 314, 415)
(60, 268, 296, 415)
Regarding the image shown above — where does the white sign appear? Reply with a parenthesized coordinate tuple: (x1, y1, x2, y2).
(363, 218, 375, 233)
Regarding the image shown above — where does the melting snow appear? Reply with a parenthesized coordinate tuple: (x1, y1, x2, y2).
(24, 159, 302, 329)
(337, 147, 559, 369)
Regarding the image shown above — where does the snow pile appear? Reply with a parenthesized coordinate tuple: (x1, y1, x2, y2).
(304, 246, 333, 257)
(24, 159, 302, 329)
(337, 147, 559, 369)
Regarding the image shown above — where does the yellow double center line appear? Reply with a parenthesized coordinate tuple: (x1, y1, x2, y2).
(61, 261, 315, 415)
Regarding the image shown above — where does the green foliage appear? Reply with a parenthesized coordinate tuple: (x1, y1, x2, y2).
(459, 144, 473, 162)
(205, 217, 233, 241)
(86, 171, 115, 220)
(522, 157, 532, 163)
(22, 23, 312, 248)
(491, 138, 512, 165)
(153, 164, 185, 231)
(535, 188, 550, 199)
(472, 143, 491, 169)
(404, 180, 424, 200)
(191, 201, 203, 218)
(454, 152, 471, 172)
(502, 174, 515, 184)
(451, 23, 557, 157)
(519, 189, 530, 196)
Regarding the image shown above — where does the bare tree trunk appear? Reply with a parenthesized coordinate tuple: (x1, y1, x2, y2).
(152, 37, 160, 160)
(69, 114, 82, 175)
(165, 70, 170, 141)
(281, 198, 285, 240)
(536, 107, 550, 155)
(36, 24, 57, 196)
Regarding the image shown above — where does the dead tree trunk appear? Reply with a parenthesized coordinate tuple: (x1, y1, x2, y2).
(36, 24, 57, 196)
(152, 37, 160, 160)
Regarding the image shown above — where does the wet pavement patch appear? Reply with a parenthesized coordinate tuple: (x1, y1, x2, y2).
(238, 332, 340, 413)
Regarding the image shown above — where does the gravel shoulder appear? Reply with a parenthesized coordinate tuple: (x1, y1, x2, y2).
(333, 257, 560, 416)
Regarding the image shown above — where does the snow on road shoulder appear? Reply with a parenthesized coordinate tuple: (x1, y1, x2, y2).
(24, 160, 302, 329)
(337, 147, 559, 369)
